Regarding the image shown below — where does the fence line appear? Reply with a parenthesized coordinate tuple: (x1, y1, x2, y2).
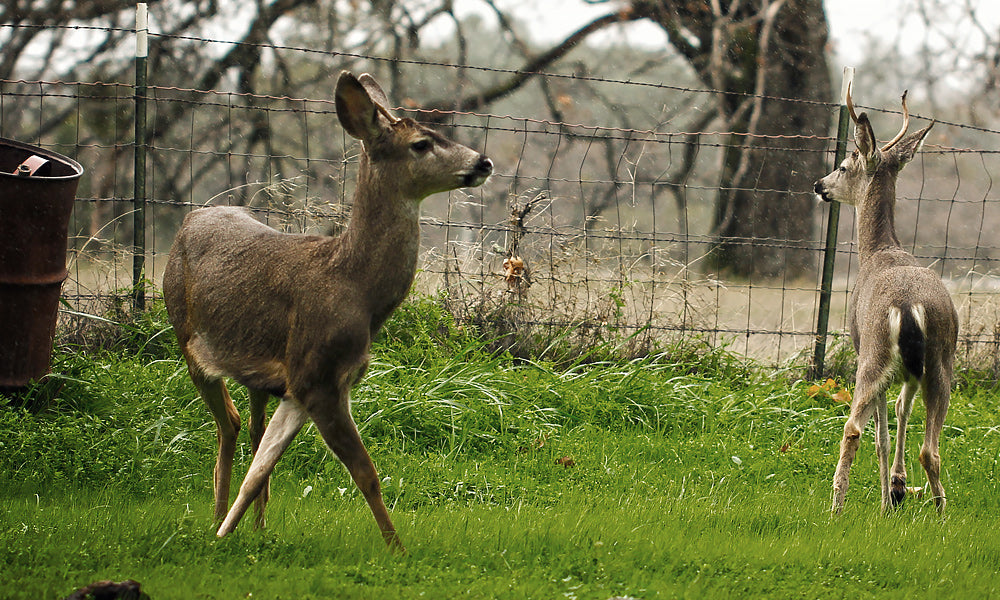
(2, 21, 1000, 373)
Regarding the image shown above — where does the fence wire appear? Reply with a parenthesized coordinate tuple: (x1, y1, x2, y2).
(2, 36, 999, 372)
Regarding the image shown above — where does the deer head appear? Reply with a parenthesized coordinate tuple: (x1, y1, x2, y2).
(335, 71, 492, 200)
(814, 84, 934, 207)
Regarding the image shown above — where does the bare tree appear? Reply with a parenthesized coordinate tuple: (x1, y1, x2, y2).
(850, 0, 1000, 127)
(387, 0, 834, 278)
(610, 0, 834, 278)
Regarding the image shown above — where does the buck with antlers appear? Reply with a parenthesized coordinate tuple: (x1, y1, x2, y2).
(814, 85, 957, 514)
(163, 71, 493, 551)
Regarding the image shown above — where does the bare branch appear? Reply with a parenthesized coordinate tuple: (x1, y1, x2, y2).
(423, 9, 640, 116)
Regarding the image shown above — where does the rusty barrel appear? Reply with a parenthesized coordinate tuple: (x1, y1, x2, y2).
(0, 138, 83, 391)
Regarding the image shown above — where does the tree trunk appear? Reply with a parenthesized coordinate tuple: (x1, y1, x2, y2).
(712, 1, 832, 279)
(635, 0, 833, 279)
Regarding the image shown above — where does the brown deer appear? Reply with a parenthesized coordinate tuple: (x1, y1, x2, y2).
(814, 85, 957, 515)
(163, 71, 493, 551)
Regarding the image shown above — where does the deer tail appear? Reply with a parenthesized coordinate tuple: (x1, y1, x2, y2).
(893, 303, 926, 379)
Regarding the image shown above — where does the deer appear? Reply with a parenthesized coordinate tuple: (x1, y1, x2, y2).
(162, 71, 493, 552)
(814, 84, 957, 515)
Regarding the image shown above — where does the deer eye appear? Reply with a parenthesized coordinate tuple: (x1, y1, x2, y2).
(838, 166, 847, 173)
(410, 139, 431, 153)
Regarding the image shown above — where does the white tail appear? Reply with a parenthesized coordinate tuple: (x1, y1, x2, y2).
(814, 85, 957, 514)
(162, 71, 493, 551)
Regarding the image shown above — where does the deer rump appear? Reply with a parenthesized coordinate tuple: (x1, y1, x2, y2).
(849, 262, 953, 385)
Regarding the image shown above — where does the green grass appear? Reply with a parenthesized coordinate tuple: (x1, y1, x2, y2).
(2, 297, 1000, 599)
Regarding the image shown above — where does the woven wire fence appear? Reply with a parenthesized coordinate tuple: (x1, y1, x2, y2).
(2, 37, 1000, 372)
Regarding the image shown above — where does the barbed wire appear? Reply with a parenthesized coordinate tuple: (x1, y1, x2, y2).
(4, 77, 999, 156)
(4, 21, 1000, 137)
(6, 23, 1000, 365)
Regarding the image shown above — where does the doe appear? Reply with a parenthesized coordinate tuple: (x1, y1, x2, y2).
(814, 85, 957, 514)
(163, 71, 493, 550)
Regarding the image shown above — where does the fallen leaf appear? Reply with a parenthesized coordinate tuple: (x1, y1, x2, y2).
(555, 456, 575, 468)
(832, 388, 853, 403)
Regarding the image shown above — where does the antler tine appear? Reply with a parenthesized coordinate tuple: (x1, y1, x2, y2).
(880, 90, 910, 152)
(845, 81, 860, 124)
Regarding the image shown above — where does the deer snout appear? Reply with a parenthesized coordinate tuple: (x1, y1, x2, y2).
(814, 180, 832, 202)
(464, 155, 493, 188)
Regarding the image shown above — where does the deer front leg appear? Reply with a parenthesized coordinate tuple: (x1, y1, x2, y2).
(890, 381, 918, 506)
(310, 393, 404, 553)
(217, 398, 308, 537)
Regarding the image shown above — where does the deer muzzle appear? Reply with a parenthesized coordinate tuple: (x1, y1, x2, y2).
(463, 155, 493, 188)
(814, 180, 832, 202)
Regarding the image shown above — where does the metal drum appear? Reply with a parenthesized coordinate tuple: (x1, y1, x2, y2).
(0, 137, 83, 391)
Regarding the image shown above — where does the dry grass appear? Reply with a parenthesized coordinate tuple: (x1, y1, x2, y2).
(55, 185, 1000, 374)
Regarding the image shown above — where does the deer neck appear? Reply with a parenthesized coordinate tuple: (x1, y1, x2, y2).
(338, 157, 422, 313)
(856, 175, 902, 262)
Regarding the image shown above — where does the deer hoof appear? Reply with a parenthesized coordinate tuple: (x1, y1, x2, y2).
(890, 476, 907, 506)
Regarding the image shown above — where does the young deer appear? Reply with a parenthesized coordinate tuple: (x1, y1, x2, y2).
(814, 85, 957, 515)
(163, 71, 493, 550)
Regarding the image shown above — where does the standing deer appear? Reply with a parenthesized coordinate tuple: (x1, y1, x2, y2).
(814, 85, 957, 514)
(163, 71, 493, 550)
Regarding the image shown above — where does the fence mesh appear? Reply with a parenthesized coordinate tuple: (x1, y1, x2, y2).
(2, 30, 999, 372)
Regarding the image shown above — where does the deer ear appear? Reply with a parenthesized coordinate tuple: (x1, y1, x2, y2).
(357, 73, 394, 117)
(854, 112, 877, 160)
(893, 121, 934, 167)
(335, 71, 383, 141)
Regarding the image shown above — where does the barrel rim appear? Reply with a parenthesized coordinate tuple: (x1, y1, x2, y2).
(0, 136, 84, 181)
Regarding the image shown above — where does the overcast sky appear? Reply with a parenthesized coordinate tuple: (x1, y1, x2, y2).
(450, 0, 999, 92)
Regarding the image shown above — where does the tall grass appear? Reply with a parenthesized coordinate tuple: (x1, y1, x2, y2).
(2, 295, 999, 598)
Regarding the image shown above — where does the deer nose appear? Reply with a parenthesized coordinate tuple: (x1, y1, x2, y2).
(475, 155, 493, 176)
(814, 180, 833, 202)
(462, 155, 493, 188)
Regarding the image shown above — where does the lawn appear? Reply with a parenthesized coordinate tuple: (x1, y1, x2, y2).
(2, 298, 999, 599)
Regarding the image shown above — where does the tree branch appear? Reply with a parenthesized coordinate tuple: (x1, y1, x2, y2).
(149, 0, 317, 140)
(423, 9, 640, 116)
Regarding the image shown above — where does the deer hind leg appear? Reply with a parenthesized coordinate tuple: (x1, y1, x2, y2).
(192, 371, 241, 523)
(873, 394, 892, 512)
(832, 361, 889, 514)
(248, 388, 271, 529)
(217, 398, 308, 537)
(890, 380, 918, 507)
(920, 370, 951, 513)
(309, 391, 404, 552)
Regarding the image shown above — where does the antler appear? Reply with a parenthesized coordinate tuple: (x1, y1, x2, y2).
(880, 90, 910, 152)
(845, 81, 860, 124)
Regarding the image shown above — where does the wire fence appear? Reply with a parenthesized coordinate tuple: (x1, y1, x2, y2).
(3, 24, 1000, 374)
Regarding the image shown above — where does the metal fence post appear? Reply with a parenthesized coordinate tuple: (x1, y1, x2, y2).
(811, 66, 854, 379)
(132, 3, 148, 311)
